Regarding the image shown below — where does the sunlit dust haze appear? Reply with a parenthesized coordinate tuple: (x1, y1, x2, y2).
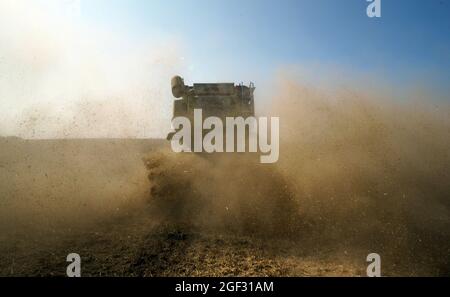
(0, 0, 185, 139)
(143, 70, 450, 275)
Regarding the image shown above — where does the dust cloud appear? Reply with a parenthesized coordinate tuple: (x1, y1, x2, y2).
(144, 72, 450, 275)
(271, 74, 450, 272)
(273, 73, 450, 223)
(0, 0, 183, 139)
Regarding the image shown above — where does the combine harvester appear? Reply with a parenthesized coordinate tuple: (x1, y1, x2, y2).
(167, 75, 257, 154)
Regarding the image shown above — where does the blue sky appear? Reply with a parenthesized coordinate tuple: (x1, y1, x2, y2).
(76, 0, 450, 98)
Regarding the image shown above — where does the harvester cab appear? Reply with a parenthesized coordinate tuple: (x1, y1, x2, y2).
(167, 75, 255, 141)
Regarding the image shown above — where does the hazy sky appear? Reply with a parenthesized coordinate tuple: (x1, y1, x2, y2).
(0, 0, 449, 138)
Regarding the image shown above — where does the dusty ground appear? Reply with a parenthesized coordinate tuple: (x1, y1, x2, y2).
(0, 137, 449, 276)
